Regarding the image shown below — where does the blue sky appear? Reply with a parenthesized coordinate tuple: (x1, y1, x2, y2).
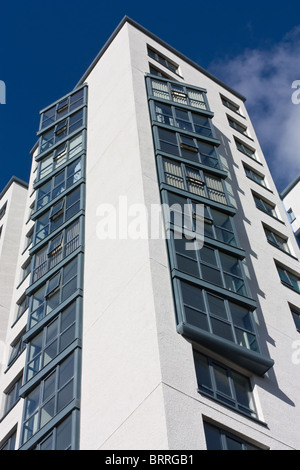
(1, 0, 300, 194)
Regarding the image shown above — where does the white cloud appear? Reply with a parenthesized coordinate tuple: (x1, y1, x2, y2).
(208, 26, 300, 192)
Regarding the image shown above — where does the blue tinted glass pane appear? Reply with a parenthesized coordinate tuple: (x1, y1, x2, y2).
(56, 415, 72, 450)
(204, 423, 223, 450)
(194, 352, 212, 390)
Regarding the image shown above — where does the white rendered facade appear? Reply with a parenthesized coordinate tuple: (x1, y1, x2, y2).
(0, 17, 300, 450)
(0, 178, 28, 376)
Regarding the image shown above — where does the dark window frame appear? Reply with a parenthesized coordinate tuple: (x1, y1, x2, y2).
(40, 87, 86, 131)
(177, 279, 257, 352)
(277, 264, 300, 293)
(204, 421, 262, 450)
(147, 46, 180, 75)
(194, 351, 258, 418)
(25, 300, 78, 382)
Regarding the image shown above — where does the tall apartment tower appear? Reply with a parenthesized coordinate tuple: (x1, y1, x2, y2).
(1, 17, 300, 451)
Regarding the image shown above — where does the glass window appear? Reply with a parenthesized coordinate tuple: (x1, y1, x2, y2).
(166, 192, 236, 246)
(179, 280, 257, 352)
(33, 414, 74, 450)
(156, 128, 220, 169)
(7, 331, 26, 367)
(147, 47, 179, 75)
(287, 208, 296, 224)
(22, 354, 76, 445)
(153, 101, 213, 138)
(244, 166, 266, 187)
(35, 187, 81, 244)
(173, 235, 247, 296)
(0, 431, 17, 450)
(162, 158, 226, 204)
(149, 77, 208, 110)
(277, 265, 300, 293)
(37, 133, 83, 183)
(0, 202, 7, 220)
(291, 306, 300, 331)
(3, 376, 23, 416)
(40, 88, 85, 130)
(204, 422, 261, 450)
(29, 257, 79, 329)
(221, 96, 242, 115)
(194, 351, 257, 418)
(33, 219, 80, 282)
(157, 128, 180, 156)
(253, 194, 277, 218)
(228, 117, 249, 137)
(16, 295, 29, 322)
(264, 227, 290, 254)
(235, 139, 257, 159)
(21, 258, 32, 282)
(40, 111, 84, 153)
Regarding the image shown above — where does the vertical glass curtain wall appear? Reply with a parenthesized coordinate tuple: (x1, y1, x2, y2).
(18, 85, 87, 450)
(146, 75, 273, 376)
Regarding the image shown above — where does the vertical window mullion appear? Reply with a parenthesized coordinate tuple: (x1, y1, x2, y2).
(208, 358, 217, 398)
(181, 163, 189, 192)
(220, 430, 228, 450)
(227, 369, 238, 409)
(202, 291, 214, 335)
(214, 249, 226, 290)
(225, 300, 238, 345)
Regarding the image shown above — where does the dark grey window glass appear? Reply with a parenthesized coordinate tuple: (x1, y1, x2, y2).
(244, 166, 266, 187)
(180, 281, 258, 352)
(40, 110, 84, 153)
(173, 236, 247, 296)
(21, 258, 32, 282)
(33, 414, 74, 450)
(26, 301, 77, 381)
(22, 354, 75, 445)
(228, 117, 248, 136)
(156, 128, 220, 169)
(33, 219, 80, 282)
(166, 192, 236, 246)
(291, 306, 300, 331)
(194, 351, 257, 418)
(29, 257, 79, 329)
(253, 195, 277, 218)
(38, 133, 83, 183)
(264, 228, 290, 254)
(35, 187, 81, 244)
(147, 47, 179, 75)
(0, 202, 7, 220)
(0, 431, 17, 450)
(287, 208, 296, 224)
(157, 128, 180, 155)
(3, 376, 23, 416)
(221, 96, 242, 115)
(149, 64, 170, 78)
(277, 265, 300, 293)
(154, 101, 213, 138)
(41, 88, 85, 130)
(16, 295, 29, 321)
(235, 139, 257, 160)
(8, 332, 26, 367)
(204, 422, 260, 450)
